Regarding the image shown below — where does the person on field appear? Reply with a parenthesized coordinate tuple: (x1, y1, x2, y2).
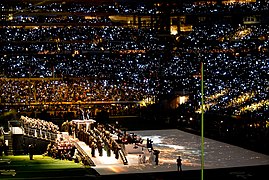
(177, 156, 182, 172)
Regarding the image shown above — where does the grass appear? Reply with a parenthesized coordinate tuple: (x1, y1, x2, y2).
(0, 155, 99, 180)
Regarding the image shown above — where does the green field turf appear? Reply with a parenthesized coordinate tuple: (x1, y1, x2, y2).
(0, 155, 100, 180)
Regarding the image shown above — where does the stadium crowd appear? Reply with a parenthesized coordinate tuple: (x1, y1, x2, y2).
(1, 1, 269, 15)
(0, 1, 268, 141)
(1, 24, 267, 119)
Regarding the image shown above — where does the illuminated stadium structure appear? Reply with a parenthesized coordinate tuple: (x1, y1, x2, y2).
(0, 1, 268, 179)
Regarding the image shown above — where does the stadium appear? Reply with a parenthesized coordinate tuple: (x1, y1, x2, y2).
(0, 0, 269, 179)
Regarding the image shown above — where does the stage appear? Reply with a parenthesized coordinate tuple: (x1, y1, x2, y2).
(76, 129, 269, 175)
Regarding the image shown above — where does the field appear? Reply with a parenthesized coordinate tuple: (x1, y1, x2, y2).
(0, 155, 99, 180)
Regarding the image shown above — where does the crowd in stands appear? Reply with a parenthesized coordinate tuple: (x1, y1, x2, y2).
(1, 1, 269, 16)
(8, 16, 112, 24)
(0, 1, 268, 135)
(0, 78, 154, 103)
(177, 1, 269, 14)
(170, 23, 269, 119)
(0, 26, 161, 52)
(1, 23, 267, 119)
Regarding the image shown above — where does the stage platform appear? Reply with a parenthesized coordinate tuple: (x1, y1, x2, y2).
(76, 129, 269, 176)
